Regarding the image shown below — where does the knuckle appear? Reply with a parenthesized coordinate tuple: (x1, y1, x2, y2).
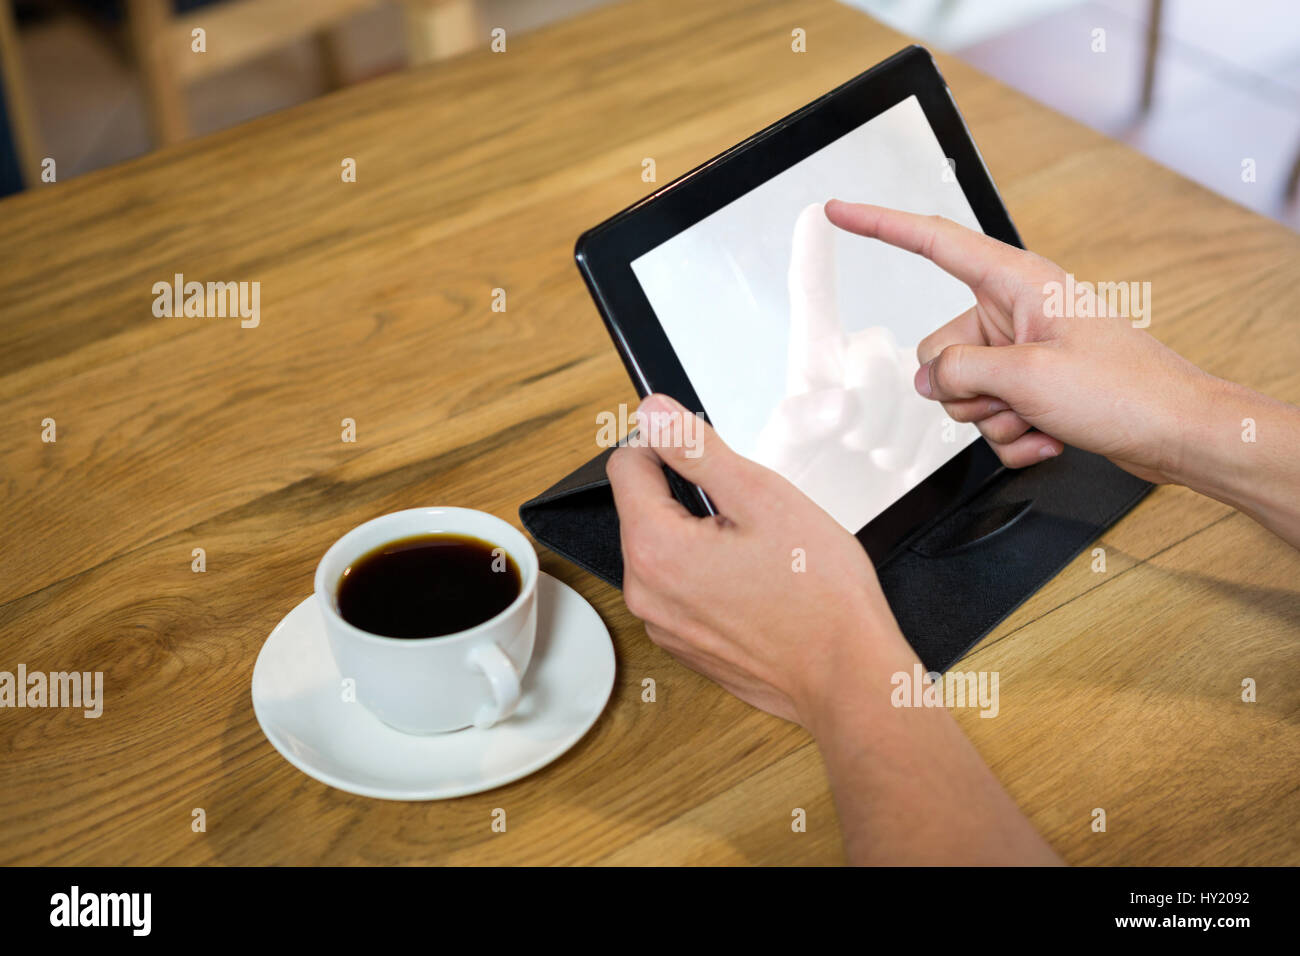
(944, 401, 974, 423)
(980, 415, 1014, 444)
(622, 580, 653, 621)
(920, 215, 947, 259)
(933, 344, 967, 391)
(995, 444, 1029, 469)
(605, 446, 631, 482)
(624, 533, 669, 585)
(1022, 266, 1067, 324)
(642, 620, 671, 648)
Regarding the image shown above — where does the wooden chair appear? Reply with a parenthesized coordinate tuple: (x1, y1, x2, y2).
(126, 0, 483, 147)
(1135, 0, 1298, 205)
(0, 0, 42, 193)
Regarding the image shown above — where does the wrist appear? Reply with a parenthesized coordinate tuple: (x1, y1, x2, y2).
(1150, 365, 1220, 488)
(1168, 373, 1273, 503)
(798, 616, 919, 741)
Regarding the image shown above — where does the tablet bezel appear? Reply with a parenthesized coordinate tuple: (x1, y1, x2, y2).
(575, 45, 1017, 564)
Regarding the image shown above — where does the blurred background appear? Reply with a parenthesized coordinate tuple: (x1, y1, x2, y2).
(1, 0, 1297, 230)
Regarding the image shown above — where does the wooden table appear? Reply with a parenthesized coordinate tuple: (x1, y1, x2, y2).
(1, 0, 1297, 866)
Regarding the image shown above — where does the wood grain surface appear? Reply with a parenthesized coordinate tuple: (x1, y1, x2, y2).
(1, 0, 1296, 865)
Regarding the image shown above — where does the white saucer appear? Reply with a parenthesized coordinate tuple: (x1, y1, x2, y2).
(251, 572, 615, 800)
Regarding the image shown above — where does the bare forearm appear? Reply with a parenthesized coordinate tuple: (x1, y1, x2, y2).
(807, 634, 1061, 866)
(1170, 375, 1300, 549)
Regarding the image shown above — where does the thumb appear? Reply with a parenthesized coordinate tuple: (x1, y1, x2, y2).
(635, 393, 757, 520)
(916, 343, 1041, 405)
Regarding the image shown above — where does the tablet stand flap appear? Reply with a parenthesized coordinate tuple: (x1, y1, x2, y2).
(516, 441, 707, 588)
(878, 447, 1150, 671)
(519, 444, 1151, 673)
(518, 445, 624, 588)
(909, 498, 1035, 557)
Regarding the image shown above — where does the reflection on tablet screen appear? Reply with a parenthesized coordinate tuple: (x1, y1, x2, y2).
(630, 94, 984, 532)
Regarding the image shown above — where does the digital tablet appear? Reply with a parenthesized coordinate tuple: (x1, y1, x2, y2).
(575, 46, 1019, 563)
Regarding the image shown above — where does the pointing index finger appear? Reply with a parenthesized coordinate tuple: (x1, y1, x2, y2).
(823, 200, 1022, 298)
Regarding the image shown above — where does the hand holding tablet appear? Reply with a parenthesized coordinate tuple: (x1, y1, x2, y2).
(606, 390, 911, 730)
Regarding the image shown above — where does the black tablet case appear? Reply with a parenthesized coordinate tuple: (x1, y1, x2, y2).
(519, 442, 1151, 673)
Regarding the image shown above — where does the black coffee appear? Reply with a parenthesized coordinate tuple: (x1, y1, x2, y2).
(336, 533, 521, 638)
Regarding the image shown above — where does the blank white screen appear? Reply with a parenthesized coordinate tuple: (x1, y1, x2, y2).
(630, 95, 984, 532)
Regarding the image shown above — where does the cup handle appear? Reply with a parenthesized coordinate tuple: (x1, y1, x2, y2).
(468, 643, 522, 729)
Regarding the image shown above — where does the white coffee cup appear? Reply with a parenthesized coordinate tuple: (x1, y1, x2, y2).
(314, 507, 538, 734)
